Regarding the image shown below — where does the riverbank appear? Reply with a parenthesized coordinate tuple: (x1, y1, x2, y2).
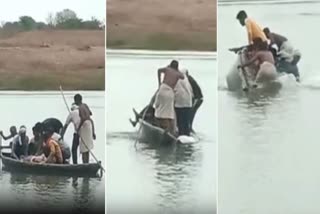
(107, 0, 216, 51)
(0, 30, 105, 90)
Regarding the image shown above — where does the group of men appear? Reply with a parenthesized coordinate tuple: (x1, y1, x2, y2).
(0, 94, 96, 164)
(234, 10, 301, 89)
(153, 60, 203, 136)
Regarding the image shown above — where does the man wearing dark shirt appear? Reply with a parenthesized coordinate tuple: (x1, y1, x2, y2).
(186, 72, 203, 133)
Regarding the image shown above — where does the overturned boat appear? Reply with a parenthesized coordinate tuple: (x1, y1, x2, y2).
(226, 47, 299, 91)
(0, 152, 102, 177)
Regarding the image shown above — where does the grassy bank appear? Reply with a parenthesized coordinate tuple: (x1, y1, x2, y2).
(107, 0, 216, 51)
(0, 68, 105, 91)
(107, 30, 216, 51)
(0, 30, 105, 90)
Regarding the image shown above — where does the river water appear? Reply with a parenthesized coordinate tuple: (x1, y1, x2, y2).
(106, 50, 217, 214)
(218, 1, 320, 214)
(0, 91, 105, 213)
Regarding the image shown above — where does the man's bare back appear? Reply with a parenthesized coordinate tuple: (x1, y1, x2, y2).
(254, 50, 275, 65)
(158, 67, 184, 89)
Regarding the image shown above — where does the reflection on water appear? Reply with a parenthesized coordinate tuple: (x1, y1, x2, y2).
(0, 91, 105, 213)
(219, 2, 320, 214)
(107, 53, 216, 214)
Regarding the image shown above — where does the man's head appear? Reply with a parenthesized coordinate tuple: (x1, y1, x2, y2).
(169, 60, 179, 70)
(10, 126, 17, 136)
(74, 94, 82, 105)
(263, 27, 271, 38)
(19, 125, 27, 138)
(42, 126, 54, 141)
(33, 122, 43, 137)
(236, 10, 247, 26)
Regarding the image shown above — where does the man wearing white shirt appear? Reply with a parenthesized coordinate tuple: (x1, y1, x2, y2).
(174, 69, 193, 136)
(61, 103, 81, 164)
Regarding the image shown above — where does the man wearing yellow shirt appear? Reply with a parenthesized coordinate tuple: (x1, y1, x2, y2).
(236, 10, 267, 45)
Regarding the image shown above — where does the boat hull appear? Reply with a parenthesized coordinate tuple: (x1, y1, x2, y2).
(138, 119, 178, 146)
(1, 153, 101, 177)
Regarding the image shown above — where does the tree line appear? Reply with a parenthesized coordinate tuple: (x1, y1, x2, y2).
(0, 9, 104, 32)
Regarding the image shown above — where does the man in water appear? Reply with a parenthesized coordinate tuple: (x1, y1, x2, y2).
(186, 71, 203, 133)
(129, 105, 156, 127)
(155, 60, 184, 134)
(11, 126, 29, 160)
(174, 69, 193, 136)
(236, 10, 267, 45)
(75, 94, 96, 164)
(61, 103, 81, 164)
(263, 27, 301, 81)
(238, 39, 277, 89)
(263, 27, 301, 64)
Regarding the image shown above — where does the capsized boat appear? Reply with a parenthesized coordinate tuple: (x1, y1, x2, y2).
(226, 47, 299, 91)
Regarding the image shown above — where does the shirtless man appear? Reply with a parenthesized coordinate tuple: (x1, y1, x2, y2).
(238, 39, 277, 89)
(155, 60, 184, 134)
(75, 94, 96, 163)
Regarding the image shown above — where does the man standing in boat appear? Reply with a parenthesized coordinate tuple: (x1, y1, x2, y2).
(11, 126, 29, 160)
(236, 10, 267, 45)
(61, 103, 81, 164)
(75, 94, 96, 164)
(155, 60, 184, 135)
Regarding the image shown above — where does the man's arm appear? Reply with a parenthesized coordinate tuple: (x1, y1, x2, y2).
(45, 143, 55, 163)
(24, 137, 29, 157)
(11, 141, 18, 159)
(158, 68, 165, 87)
(1, 132, 13, 141)
(178, 72, 185, 79)
(61, 112, 73, 138)
(90, 118, 96, 140)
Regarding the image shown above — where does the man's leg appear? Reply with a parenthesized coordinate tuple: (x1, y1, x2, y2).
(190, 99, 203, 131)
(72, 133, 79, 164)
(82, 152, 89, 164)
(175, 108, 184, 136)
(179, 108, 188, 136)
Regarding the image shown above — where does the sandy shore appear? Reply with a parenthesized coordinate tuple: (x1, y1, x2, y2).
(107, 0, 216, 51)
(0, 30, 105, 90)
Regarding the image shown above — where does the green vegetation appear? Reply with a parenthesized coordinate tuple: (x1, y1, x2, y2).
(0, 9, 104, 38)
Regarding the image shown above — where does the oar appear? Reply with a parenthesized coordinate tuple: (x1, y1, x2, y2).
(59, 86, 105, 172)
(134, 90, 158, 148)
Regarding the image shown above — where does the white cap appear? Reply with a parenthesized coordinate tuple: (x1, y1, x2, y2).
(19, 126, 26, 134)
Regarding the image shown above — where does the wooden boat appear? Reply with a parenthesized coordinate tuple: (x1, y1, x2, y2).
(137, 119, 178, 146)
(0, 152, 101, 177)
